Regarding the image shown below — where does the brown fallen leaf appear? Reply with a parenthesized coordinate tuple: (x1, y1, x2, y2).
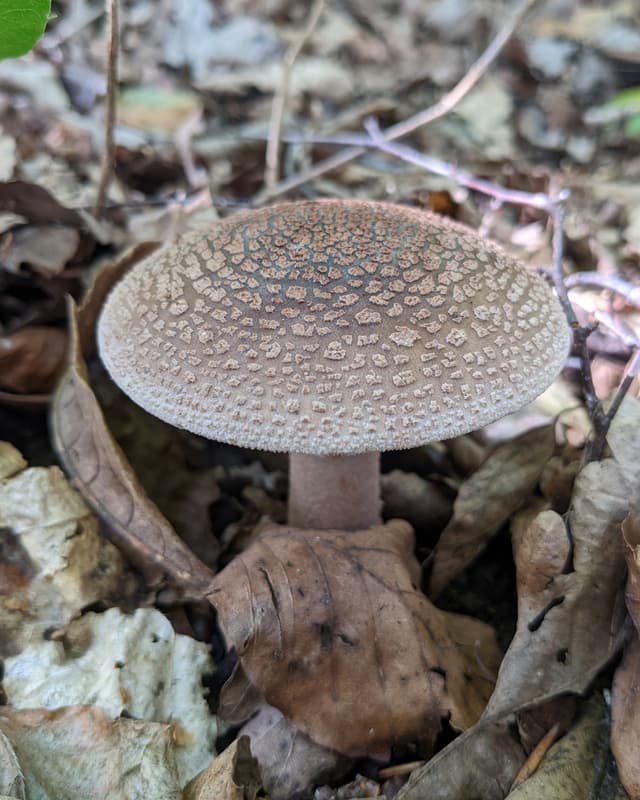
(484, 458, 628, 719)
(51, 298, 215, 598)
(0, 705, 181, 800)
(0, 326, 67, 394)
(429, 425, 555, 597)
(611, 632, 640, 800)
(611, 512, 640, 800)
(184, 736, 261, 800)
(208, 520, 501, 759)
(0, 182, 83, 228)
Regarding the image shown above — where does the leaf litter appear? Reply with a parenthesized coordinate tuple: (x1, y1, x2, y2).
(3, 0, 640, 798)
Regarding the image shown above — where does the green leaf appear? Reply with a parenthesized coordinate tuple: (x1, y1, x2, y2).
(607, 86, 640, 113)
(625, 113, 640, 139)
(0, 0, 51, 60)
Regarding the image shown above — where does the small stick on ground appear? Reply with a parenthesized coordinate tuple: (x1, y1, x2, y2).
(264, 0, 325, 193)
(254, 0, 539, 203)
(510, 723, 561, 789)
(94, 0, 119, 220)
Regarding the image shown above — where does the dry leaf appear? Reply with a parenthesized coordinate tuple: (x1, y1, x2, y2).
(0, 182, 83, 228)
(0, 327, 67, 394)
(3, 607, 218, 785)
(429, 426, 555, 597)
(0, 442, 26, 480)
(0, 705, 182, 800)
(240, 705, 350, 800)
(611, 512, 640, 799)
(184, 736, 261, 800)
(484, 458, 628, 719)
(51, 299, 215, 597)
(611, 632, 640, 799)
(208, 520, 501, 759)
(507, 695, 622, 799)
(0, 448, 132, 656)
(396, 718, 525, 800)
(381, 470, 452, 534)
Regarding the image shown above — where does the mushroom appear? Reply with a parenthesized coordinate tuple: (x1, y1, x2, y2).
(98, 199, 570, 531)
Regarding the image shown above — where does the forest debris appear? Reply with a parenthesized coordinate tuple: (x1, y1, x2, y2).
(51, 300, 215, 596)
(611, 512, 640, 799)
(506, 696, 618, 799)
(396, 718, 525, 800)
(0, 705, 182, 799)
(0, 442, 26, 479)
(3, 606, 218, 785)
(0, 182, 83, 229)
(381, 470, 452, 534)
(118, 86, 203, 135)
(484, 457, 629, 718)
(240, 705, 350, 800)
(0, 449, 133, 656)
(209, 520, 501, 759)
(184, 737, 261, 800)
(0, 327, 67, 394)
(429, 426, 555, 597)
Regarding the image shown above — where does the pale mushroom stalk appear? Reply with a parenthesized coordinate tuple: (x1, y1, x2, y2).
(288, 452, 381, 530)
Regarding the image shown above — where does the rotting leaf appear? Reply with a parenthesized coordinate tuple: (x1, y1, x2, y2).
(0, 705, 182, 800)
(208, 520, 501, 759)
(485, 458, 629, 719)
(184, 736, 261, 800)
(0, 326, 67, 394)
(50, 298, 214, 598)
(429, 425, 555, 597)
(0, 182, 83, 228)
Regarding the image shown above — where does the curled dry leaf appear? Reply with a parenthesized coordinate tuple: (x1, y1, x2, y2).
(208, 520, 501, 759)
(0, 445, 133, 656)
(611, 512, 640, 799)
(3, 607, 219, 785)
(0, 705, 181, 800)
(429, 426, 555, 597)
(51, 299, 215, 597)
(184, 736, 261, 800)
(0, 326, 67, 394)
(485, 457, 629, 719)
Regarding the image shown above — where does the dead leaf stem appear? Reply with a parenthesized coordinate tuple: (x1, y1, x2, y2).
(94, 0, 119, 219)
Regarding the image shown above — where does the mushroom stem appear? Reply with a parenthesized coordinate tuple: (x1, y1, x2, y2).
(288, 452, 382, 531)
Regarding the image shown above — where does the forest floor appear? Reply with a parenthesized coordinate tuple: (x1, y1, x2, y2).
(1, 1, 640, 799)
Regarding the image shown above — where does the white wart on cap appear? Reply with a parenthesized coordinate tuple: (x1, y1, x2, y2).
(98, 200, 570, 456)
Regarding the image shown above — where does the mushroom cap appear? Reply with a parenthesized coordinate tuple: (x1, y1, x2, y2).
(98, 200, 570, 455)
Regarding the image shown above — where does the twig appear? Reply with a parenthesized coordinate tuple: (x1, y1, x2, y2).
(565, 272, 640, 310)
(254, 0, 539, 203)
(264, 0, 325, 192)
(94, 0, 119, 220)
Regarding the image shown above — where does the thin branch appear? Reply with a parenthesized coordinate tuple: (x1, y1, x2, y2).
(264, 0, 325, 192)
(254, 0, 539, 203)
(94, 0, 119, 220)
(565, 272, 640, 310)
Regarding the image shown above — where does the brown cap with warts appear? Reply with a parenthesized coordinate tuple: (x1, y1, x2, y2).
(98, 200, 570, 455)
